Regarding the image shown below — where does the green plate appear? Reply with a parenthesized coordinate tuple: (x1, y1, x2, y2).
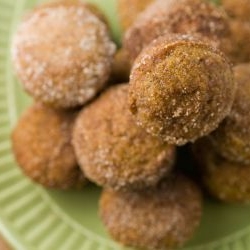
(0, 0, 250, 249)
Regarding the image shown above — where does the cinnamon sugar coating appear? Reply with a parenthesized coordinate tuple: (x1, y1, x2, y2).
(41, 1, 109, 24)
(129, 35, 235, 145)
(228, 20, 250, 64)
(117, 0, 154, 31)
(12, 1, 116, 108)
(193, 138, 250, 203)
(12, 103, 86, 189)
(210, 64, 250, 164)
(73, 84, 176, 191)
(124, 0, 232, 61)
(99, 173, 202, 250)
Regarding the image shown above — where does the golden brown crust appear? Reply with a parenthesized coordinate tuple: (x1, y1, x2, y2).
(73, 84, 176, 191)
(117, 0, 154, 31)
(221, 0, 250, 21)
(99, 173, 202, 250)
(124, 0, 232, 61)
(210, 64, 250, 164)
(193, 138, 250, 203)
(129, 34, 235, 145)
(12, 1, 116, 108)
(228, 20, 250, 64)
(12, 103, 86, 189)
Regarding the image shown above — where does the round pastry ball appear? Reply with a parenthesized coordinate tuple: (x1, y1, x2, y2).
(12, 103, 86, 189)
(129, 34, 235, 145)
(12, 1, 116, 108)
(73, 84, 176, 191)
(221, 0, 250, 21)
(99, 173, 202, 250)
(193, 138, 250, 203)
(117, 0, 154, 31)
(210, 64, 250, 164)
(124, 0, 232, 61)
(228, 20, 250, 64)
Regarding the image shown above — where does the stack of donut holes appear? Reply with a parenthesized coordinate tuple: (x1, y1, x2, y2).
(11, 0, 250, 249)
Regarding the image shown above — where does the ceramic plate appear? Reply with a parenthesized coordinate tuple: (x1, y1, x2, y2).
(0, 0, 250, 249)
